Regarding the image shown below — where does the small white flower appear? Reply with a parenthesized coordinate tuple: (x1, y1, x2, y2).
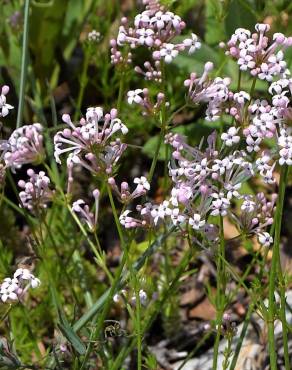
(183, 33, 201, 54)
(189, 213, 205, 230)
(30, 277, 41, 288)
(134, 176, 150, 191)
(211, 193, 230, 216)
(258, 63, 273, 82)
(233, 91, 250, 104)
(150, 201, 172, 225)
(127, 89, 143, 105)
(113, 293, 121, 303)
(139, 290, 147, 306)
(234, 28, 251, 42)
(170, 208, 185, 225)
(241, 199, 256, 213)
(258, 232, 273, 247)
(221, 127, 240, 147)
(238, 54, 255, 71)
(160, 43, 178, 63)
(14, 268, 32, 281)
(0, 85, 14, 117)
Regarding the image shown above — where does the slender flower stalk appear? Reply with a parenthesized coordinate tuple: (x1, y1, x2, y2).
(17, 0, 30, 128)
(74, 46, 91, 121)
(212, 215, 226, 370)
(267, 164, 289, 370)
(148, 62, 167, 183)
(80, 184, 129, 368)
(134, 275, 142, 370)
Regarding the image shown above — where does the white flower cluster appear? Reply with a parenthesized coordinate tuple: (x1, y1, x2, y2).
(0, 268, 40, 303)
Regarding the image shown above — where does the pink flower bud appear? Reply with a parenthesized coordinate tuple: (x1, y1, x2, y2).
(1, 85, 9, 95)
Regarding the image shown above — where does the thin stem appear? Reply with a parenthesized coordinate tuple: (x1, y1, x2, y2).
(111, 247, 194, 370)
(74, 46, 91, 121)
(148, 61, 167, 183)
(106, 184, 126, 249)
(166, 103, 187, 126)
(80, 185, 128, 368)
(134, 276, 142, 370)
(267, 164, 288, 370)
(237, 69, 242, 91)
(222, 336, 233, 370)
(147, 128, 165, 183)
(249, 76, 257, 98)
(229, 302, 254, 370)
(68, 205, 113, 282)
(117, 72, 125, 113)
(212, 215, 226, 370)
(17, 0, 30, 128)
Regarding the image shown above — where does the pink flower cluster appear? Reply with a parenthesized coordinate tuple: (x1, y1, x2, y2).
(108, 176, 150, 204)
(18, 169, 54, 212)
(127, 88, 167, 116)
(1, 123, 44, 171)
(72, 189, 100, 231)
(54, 107, 128, 176)
(120, 130, 276, 247)
(111, 0, 200, 71)
(184, 62, 230, 121)
(224, 24, 292, 81)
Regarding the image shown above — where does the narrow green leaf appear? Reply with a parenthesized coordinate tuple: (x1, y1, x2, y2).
(58, 309, 86, 355)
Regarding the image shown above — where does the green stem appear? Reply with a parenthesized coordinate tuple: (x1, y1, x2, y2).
(17, 0, 30, 128)
(106, 184, 126, 249)
(74, 46, 91, 121)
(147, 128, 165, 183)
(222, 336, 233, 370)
(134, 277, 142, 370)
(267, 164, 288, 370)
(229, 302, 254, 370)
(117, 72, 125, 113)
(68, 205, 113, 282)
(111, 247, 194, 370)
(237, 69, 242, 91)
(212, 215, 226, 370)
(148, 62, 167, 183)
(80, 185, 128, 368)
(249, 76, 257, 98)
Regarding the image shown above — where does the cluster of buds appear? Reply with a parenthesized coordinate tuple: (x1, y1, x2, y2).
(234, 192, 277, 242)
(113, 289, 148, 307)
(224, 24, 292, 81)
(18, 169, 54, 213)
(54, 107, 128, 177)
(1, 123, 44, 171)
(234, 78, 292, 166)
(110, 38, 133, 66)
(71, 189, 100, 232)
(119, 202, 157, 229)
(108, 176, 150, 204)
(0, 85, 13, 117)
(127, 88, 168, 116)
(220, 313, 238, 337)
(204, 313, 237, 338)
(0, 268, 40, 303)
(112, 0, 200, 72)
(135, 61, 162, 82)
(87, 30, 101, 43)
(184, 62, 231, 121)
